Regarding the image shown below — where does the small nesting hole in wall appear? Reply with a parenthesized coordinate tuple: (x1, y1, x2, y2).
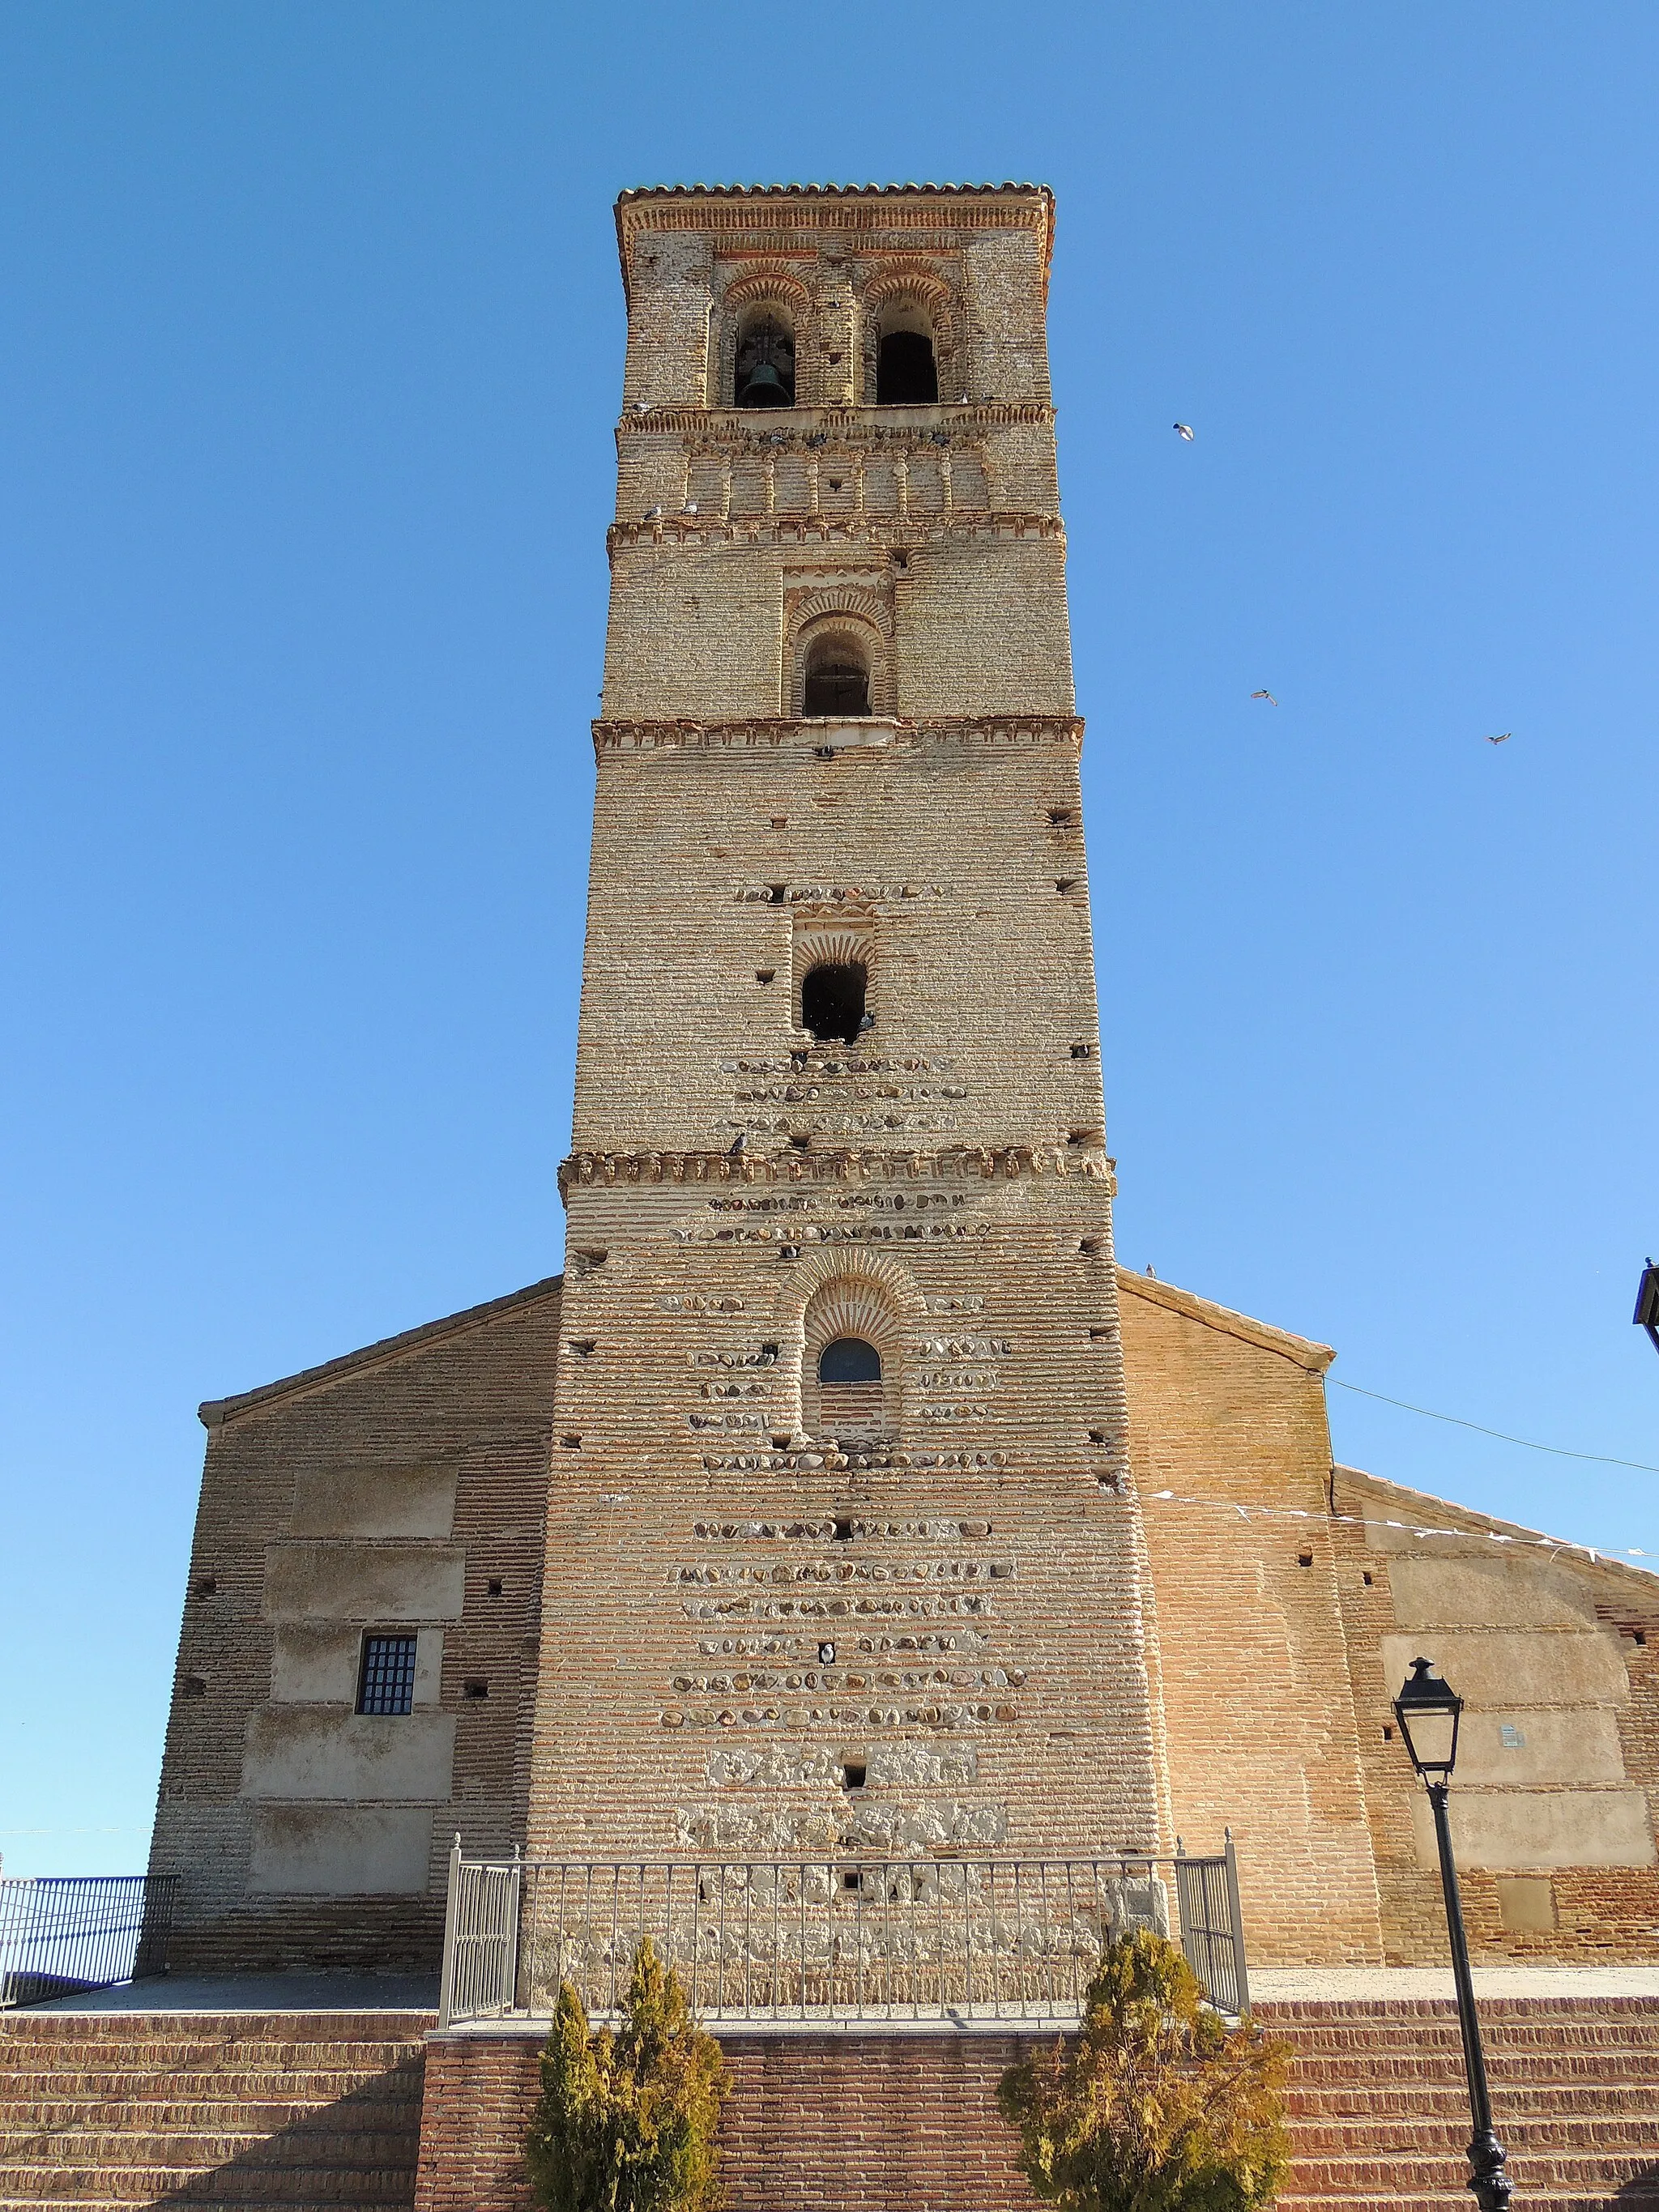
(1056, 878, 1079, 893)
(1362, 1571, 1374, 1587)
(194, 1575, 217, 1597)
(842, 1762, 867, 1792)
(561, 1434, 582, 1450)
(1080, 1238, 1102, 1255)
(487, 1578, 504, 1598)
(463, 1680, 489, 1700)
(789, 1132, 810, 1151)
(1382, 1723, 1395, 1741)
(832, 1518, 855, 1543)
(757, 970, 775, 984)
(1636, 1630, 1649, 1647)
(842, 1868, 860, 1890)
(761, 1342, 779, 1362)
(569, 1340, 595, 1359)
(770, 816, 787, 829)
(1089, 1328, 1112, 1342)
(1089, 1430, 1108, 1445)
(767, 884, 787, 904)
(772, 1434, 791, 1451)
(893, 551, 909, 571)
(1071, 1043, 1094, 1059)
(1298, 1549, 1314, 1567)
(828, 478, 842, 492)
(574, 1247, 608, 1268)
(1048, 808, 1075, 826)
(814, 745, 836, 759)
(182, 1676, 207, 1698)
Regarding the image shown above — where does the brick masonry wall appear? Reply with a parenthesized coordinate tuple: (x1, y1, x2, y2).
(415, 2028, 1048, 2212)
(1116, 1273, 1385, 1966)
(529, 184, 1169, 1873)
(1330, 1464, 1659, 1965)
(149, 1281, 561, 1970)
(415, 1999, 1659, 2212)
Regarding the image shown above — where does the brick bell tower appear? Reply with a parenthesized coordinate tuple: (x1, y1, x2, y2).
(529, 182, 1170, 1866)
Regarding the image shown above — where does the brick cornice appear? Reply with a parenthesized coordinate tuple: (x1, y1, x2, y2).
(560, 1142, 1114, 1202)
(607, 511, 1063, 559)
(616, 401, 1054, 439)
(591, 713, 1082, 756)
(612, 184, 1056, 311)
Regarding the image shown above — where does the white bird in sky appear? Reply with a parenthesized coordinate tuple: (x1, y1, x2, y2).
(1174, 423, 1195, 441)
(1486, 731, 1512, 745)
(1251, 689, 1277, 705)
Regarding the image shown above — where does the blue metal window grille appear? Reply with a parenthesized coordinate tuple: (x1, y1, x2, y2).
(358, 1634, 418, 1716)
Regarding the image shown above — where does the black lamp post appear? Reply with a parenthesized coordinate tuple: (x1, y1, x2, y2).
(1393, 1657, 1513, 2210)
(1636, 1260, 1659, 1356)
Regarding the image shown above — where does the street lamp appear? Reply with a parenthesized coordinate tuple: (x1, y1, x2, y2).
(1636, 1260, 1659, 1356)
(1393, 1657, 1513, 2211)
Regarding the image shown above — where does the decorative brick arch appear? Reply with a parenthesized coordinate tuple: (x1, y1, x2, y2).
(787, 590, 894, 717)
(718, 268, 815, 408)
(784, 1251, 927, 1443)
(859, 264, 962, 404)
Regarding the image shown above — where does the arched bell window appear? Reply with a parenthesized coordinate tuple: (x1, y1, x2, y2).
(802, 633, 870, 717)
(817, 1336, 884, 1439)
(875, 304, 939, 406)
(801, 961, 869, 1046)
(735, 312, 795, 408)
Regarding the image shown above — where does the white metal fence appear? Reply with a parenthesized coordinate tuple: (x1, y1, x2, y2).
(438, 1839, 1249, 2028)
(0, 1875, 177, 2009)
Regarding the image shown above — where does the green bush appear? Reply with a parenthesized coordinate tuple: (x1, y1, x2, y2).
(525, 1937, 728, 2212)
(997, 1928, 1290, 2212)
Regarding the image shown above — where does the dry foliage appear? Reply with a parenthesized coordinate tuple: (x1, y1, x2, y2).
(525, 1937, 728, 2212)
(997, 1929, 1290, 2212)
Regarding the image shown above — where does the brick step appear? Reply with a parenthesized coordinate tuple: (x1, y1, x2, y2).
(0, 2125, 421, 2167)
(1286, 2153, 1659, 2193)
(1269, 2020, 1659, 2049)
(1283, 2050, 1659, 2085)
(1289, 2079, 1659, 2115)
(0, 2056, 425, 2091)
(0, 2091, 422, 2129)
(1290, 2115, 1659, 2155)
(0, 2163, 419, 2203)
(1276, 2197, 1659, 2212)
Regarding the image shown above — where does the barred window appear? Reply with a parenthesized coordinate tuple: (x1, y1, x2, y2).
(357, 1634, 418, 1716)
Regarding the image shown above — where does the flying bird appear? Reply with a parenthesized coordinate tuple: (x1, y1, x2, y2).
(1174, 423, 1195, 441)
(1486, 731, 1512, 745)
(1251, 689, 1277, 705)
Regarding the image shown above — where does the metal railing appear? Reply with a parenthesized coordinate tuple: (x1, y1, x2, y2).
(438, 1837, 1249, 2029)
(0, 1874, 177, 2009)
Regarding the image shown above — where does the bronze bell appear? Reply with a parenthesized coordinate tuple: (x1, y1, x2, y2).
(738, 360, 791, 407)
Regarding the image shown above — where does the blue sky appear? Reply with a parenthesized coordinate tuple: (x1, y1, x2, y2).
(2, 2, 1656, 1876)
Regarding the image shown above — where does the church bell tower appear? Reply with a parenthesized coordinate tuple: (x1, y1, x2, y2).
(528, 183, 1169, 1865)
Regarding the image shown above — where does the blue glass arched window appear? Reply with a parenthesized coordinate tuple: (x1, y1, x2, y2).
(818, 1336, 881, 1385)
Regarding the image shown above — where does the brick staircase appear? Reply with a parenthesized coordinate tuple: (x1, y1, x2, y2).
(1261, 1996, 1659, 2211)
(0, 2010, 432, 2210)
(3, 1994, 1657, 2210)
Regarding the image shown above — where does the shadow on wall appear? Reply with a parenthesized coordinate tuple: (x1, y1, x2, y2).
(1615, 2171, 1659, 2202)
